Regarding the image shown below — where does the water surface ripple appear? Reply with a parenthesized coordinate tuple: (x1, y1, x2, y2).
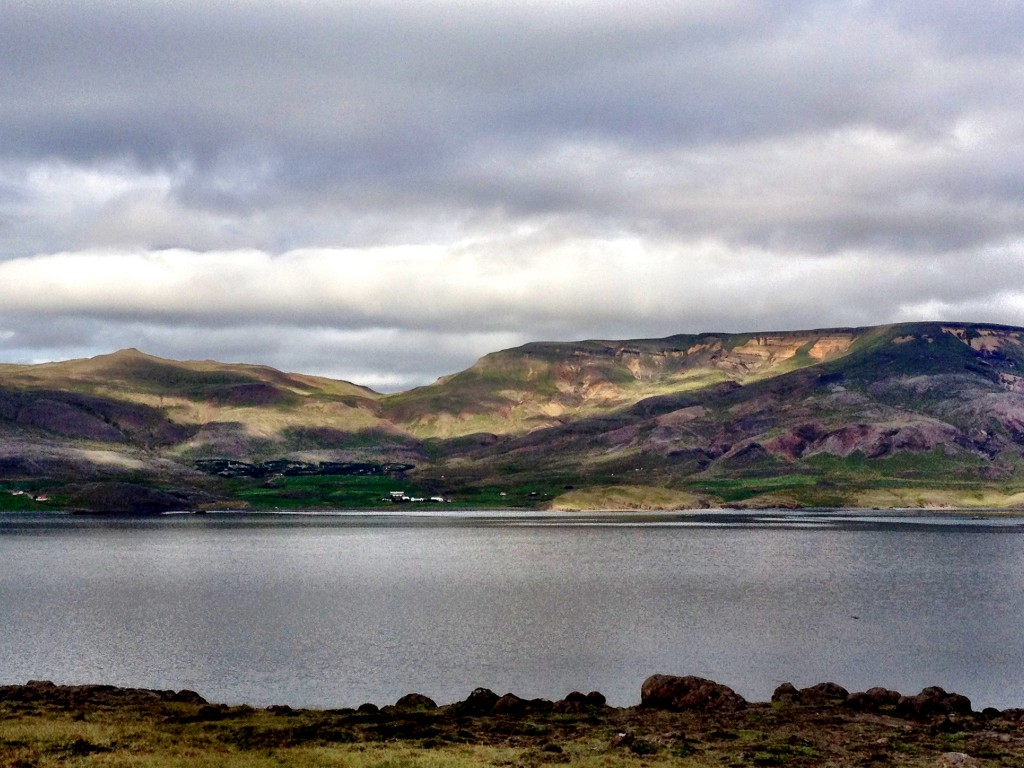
(1, 509, 1022, 709)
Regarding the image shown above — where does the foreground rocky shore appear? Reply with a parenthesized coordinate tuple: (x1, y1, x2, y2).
(3, 675, 1024, 767)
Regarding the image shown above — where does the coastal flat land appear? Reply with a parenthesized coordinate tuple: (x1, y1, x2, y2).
(2, 679, 1023, 767)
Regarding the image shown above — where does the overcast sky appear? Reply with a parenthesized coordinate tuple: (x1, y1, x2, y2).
(2, 1, 1023, 390)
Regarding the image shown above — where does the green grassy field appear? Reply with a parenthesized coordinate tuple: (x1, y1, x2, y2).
(8, 467, 1024, 514)
(217, 475, 553, 511)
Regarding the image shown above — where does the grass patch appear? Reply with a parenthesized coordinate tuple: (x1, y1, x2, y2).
(217, 475, 553, 510)
(687, 475, 819, 503)
(221, 475, 406, 510)
(550, 485, 705, 511)
(805, 447, 988, 483)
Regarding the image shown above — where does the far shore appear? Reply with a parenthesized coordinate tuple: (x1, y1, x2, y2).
(34, 504, 1024, 517)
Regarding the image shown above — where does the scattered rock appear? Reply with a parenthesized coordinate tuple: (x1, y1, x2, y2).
(611, 731, 636, 748)
(1, 677, 1022, 767)
(938, 752, 981, 768)
(640, 674, 746, 711)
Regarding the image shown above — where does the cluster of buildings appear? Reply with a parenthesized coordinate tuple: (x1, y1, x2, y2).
(383, 491, 450, 504)
(7, 490, 48, 502)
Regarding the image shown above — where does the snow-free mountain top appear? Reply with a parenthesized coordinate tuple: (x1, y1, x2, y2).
(3, 322, 1024, 512)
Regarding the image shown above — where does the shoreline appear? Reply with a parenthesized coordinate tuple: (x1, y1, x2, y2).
(4, 504, 1024, 517)
(3, 675, 1023, 767)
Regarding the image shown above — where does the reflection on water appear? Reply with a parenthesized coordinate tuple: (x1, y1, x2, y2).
(1, 509, 1022, 709)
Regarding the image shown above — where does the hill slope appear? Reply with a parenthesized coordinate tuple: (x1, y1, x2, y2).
(2, 323, 1024, 511)
(382, 328, 861, 438)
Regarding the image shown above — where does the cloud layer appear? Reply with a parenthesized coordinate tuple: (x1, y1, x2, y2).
(2, 1, 1023, 388)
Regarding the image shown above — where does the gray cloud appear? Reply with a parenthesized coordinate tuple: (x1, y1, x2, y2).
(1, 1, 1023, 387)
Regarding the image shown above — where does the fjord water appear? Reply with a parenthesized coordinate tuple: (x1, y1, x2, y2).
(1, 510, 1023, 710)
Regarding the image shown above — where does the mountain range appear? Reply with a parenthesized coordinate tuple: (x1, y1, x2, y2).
(3, 321, 1024, 512)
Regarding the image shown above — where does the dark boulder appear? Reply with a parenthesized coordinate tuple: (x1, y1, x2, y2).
(394, 693, 436, 711)
(896, 687, 973, 719)
(771, 682, 799, 704)
(846, 687, 903, 712)
(169, 689, 208, 705)
(493, 693, 528, 716)
(799, 682, 850, 706)
(552, 690, 607, 713)
(1000, 708, 1024, 725)
(772, 681, 849, 706)
(640, 674, 746, 711)
(525, 698, 555, 713)
(553, 691, 587, 714)
(454, 687, 499, 715)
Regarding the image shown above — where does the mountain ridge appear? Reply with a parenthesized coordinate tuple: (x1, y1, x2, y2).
(2, 321, 1024, 512)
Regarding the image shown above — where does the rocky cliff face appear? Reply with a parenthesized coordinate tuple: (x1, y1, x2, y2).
(382, 328, 871, 438)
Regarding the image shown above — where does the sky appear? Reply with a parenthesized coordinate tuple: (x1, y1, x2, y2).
(2, 0, 1023, 391)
